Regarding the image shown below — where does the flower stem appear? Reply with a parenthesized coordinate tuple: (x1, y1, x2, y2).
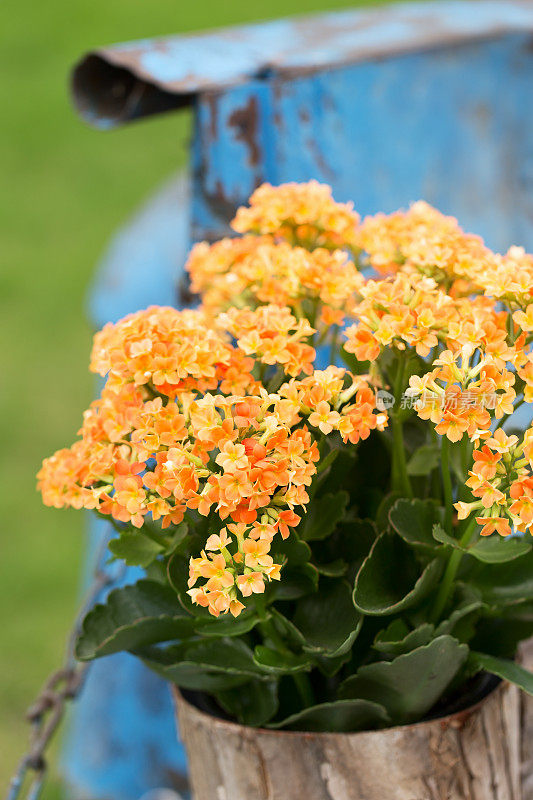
(391, 416, 412, 497)
(430, 516, 477, 623)
(441, 436, 453, 534)
(390, 358, 413, 498)
(257, 613, 314, 708)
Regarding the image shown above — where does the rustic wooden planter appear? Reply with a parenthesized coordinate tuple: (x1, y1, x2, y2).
(173, 680, 521, 800)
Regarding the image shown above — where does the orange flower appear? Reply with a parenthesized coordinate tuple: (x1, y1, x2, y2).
(475, 516, 512, 537)
(231, 180, 360, 251)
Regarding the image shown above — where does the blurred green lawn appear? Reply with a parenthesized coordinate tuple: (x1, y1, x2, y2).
(1, 0, 389, 795)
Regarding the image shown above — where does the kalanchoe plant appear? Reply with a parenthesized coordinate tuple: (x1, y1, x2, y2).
(38, 181, 533, 731)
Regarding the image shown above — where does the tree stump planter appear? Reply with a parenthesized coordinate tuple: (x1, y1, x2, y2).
(173, 681, 521, 800)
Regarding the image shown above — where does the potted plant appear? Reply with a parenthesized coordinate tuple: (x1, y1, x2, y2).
(38, 182, 533, 799)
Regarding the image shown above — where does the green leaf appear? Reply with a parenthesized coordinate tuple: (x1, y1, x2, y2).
(216, 680, 278, 726)
(435, 587, 485, 641)
(294, 580, 362, 657)
(253, 645, 312, 674)
(108, 532, 164, 568)
(301, 491, 349, 541)
(353, 532, 442, 616)
(434, 525, 532, 564)
(314, 559, 347, 577)
(75, 580, 195, 660)
(142, 638, 270, 691)
(376, 492, 401, 532)
(432, 523, 462, 550)
(470, 651, 533, 696)
(273, 532, 312, 566)
(407, 444, 441, 476)
(196, 612, 259, 638)
(144, 661, 248, 691)
(468, 536, 532, 564)
(269, 699, 390, 732)
(472, 550, 533, 605)
(389, 499, 441, 553)
(373, 621, 435, 656)
(470, 618, 533, 659)
(271, 563, 318, 600)
(340, 636, 469, 724)
(321, 519, 376, 568)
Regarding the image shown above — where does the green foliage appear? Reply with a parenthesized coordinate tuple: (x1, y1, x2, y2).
(340, 636, 469, 724)
(353, 532, 442, 615)
(109, 531, 164, 567)
(406, 444, 441, 476)
(469, 652, 533, 695)
(389, 498, 441, 553)
(301, 491, 349, 541)
(269, 699, 390, 731)
(76, 580, 195, 660)
(433, 524, 531, 563)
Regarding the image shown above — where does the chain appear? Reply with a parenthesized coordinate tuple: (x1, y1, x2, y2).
(5, 539, 121, 800)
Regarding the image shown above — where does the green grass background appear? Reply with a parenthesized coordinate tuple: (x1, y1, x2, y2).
(1, 0, 392, 795)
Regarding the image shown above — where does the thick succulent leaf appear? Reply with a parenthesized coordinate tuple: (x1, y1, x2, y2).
(268, 699, 390, 732)
(273, 532, 312, 566)
(317, 519, 376, 573)
(432, 524, 462, 550)
(468, 536, 532, 564)
(301, 491, 349, 541)
(253, 645, 312, 674)
(108, 532, 164, 567)
(406, 444, 441, 476)
(340, 636, 469, 724)
(433, 526, 531, 564)
(216, 680, 279, 727)
(271, 563, 319, 600)
(375, 492, 402, 532)
(373, 621, 435, 656)
(142, 659, 248, 692)
(353, 533, 442, 616)
(294, 580, 362, 657)
(471, 550, 533, 605)
(389, 499, 441, 553)
(142, 638, 270, 691)
(435, 592, 485, 641)
(470, 651, 533, 696)
(314, 559, 348, 577)
(470, 617, 533, 659)
(196, 612, 259, 638)
(75, 580, 194, 660)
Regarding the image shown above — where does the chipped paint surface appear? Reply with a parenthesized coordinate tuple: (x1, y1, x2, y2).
(72, 0, 533, 128)
(192, 32, 533, 251)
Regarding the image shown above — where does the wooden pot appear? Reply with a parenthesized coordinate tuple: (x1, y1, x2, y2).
(173, 680, 521, 800)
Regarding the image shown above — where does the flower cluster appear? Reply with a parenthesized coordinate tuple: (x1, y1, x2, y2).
(217, 304, 316, 377)
(187, 238, 362, 325)
(455, 429, 533, 537)
(473, 245, 533, 308)
(344, 272, 457, 361)
(356, 201, 492, 289)
(91, 306, 257, 397)
(39, 180, 533, 629)
(231, 180, 361, 251)
(405, 345, 516, 442)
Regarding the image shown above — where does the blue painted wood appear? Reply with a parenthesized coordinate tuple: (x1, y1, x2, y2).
(192, 32, 533, 251)
(62, 520, 189, 800)
(67, 3, 533, 797)
(72, 1, 533, 128)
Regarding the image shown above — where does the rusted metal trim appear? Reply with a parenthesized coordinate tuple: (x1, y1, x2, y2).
(70, 1, 533, 128)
